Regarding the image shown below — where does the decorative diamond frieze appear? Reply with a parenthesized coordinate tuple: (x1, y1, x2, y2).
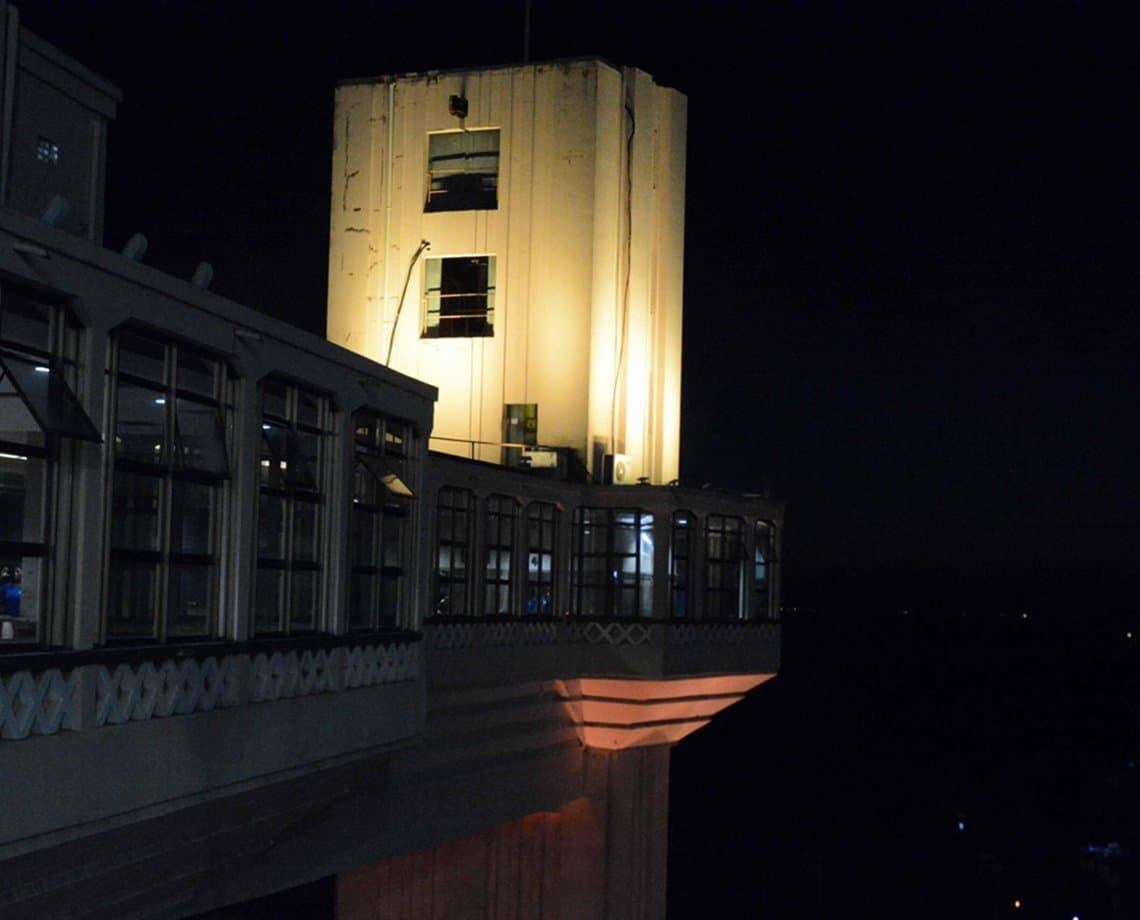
(581, 621, 652, 647)
(427, 620, 563, 649)
(249, 643, 417, 703)
(0, 639, 412, 741)
(665, 622, 779, 647)
(95, 656, 242, 727)
(429, 623, 476, 649)
(0, 668, 80, 740)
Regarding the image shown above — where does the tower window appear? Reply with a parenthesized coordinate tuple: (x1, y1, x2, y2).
(425, 129, 499, 212)
(423, 256, 495, 338)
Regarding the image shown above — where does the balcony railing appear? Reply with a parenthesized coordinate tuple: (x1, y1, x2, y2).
(423, 615, 780, 687)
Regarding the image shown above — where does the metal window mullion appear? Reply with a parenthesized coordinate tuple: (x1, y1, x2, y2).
(638, 512, 648, 617)
(604, 511, 616, 618)
(571, 511, 581, 616)
(613, 514, 625, 618)
(152, 473, 171, 642)
(369, 500, 382, 629)
(154, 347, 178, 642)
(548, 509, 559, 613)
(507, 507, 518, 616)
(459, 499, 472, 614)
(280, 491, 296, 634)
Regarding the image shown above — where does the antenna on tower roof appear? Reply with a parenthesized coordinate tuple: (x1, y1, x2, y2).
(523, 0, 531, 63)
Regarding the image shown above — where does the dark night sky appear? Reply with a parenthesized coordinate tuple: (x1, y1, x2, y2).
(23, 1, 1140, 616)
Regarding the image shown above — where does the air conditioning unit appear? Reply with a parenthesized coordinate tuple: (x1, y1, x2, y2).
(601, 453, 632, 485)
(520, 448, 558, 469)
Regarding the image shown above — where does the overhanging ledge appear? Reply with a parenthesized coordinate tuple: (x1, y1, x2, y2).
(551, 673, 775, 750)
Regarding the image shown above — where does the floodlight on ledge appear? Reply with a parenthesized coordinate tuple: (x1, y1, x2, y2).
(191, 262, 214, 290)
(41, 195, 70, 227)
(122, 233, 148, 261)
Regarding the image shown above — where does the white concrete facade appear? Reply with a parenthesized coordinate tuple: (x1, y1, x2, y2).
(328, 59, 686, 484)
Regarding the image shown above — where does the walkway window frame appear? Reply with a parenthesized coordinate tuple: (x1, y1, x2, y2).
(525, 501, 559, 616)
(253, 378, 332, 636)
(348, 409, 415, 631)
(434, 487, 475, 616)
(0, 284, 98, 648)
(752, 519, 774, 621)
(571, 507, 654, 618)
(482, 494, 517, 616)
(704, 514, 746, 621)
(670, 510, 695, 619)
(106, 329, 230, 642)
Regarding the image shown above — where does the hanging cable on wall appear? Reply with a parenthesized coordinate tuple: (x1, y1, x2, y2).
(610, 79, 636, 452)
(385, 239, 431, 366)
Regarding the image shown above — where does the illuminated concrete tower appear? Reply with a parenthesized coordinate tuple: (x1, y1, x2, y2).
(328, 59, 686, 483)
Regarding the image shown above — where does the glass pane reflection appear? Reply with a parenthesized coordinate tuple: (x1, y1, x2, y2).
(175, 398, 227, 474)
(0, 350, 100, 441)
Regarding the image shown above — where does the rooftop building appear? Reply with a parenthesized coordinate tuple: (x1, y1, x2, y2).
(0, 7, 782, 916)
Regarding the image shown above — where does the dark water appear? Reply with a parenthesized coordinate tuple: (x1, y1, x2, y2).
(669, 607, 1139, 918)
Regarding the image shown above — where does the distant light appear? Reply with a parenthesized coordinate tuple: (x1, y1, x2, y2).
(1013, 900, 1021, 909)
(154, 397, 165, 405)
(957, 821, 965, 832)
(1127, 632, 1133, 640)
(261, 423, 271, 430)
(1021, 612, 1029, 620)
(33, 365, 50, 373)
(0, 452, 27, 461)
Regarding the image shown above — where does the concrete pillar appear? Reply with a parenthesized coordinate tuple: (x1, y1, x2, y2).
(335, 744, 673, 919)
(601, 746, 670, 920)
